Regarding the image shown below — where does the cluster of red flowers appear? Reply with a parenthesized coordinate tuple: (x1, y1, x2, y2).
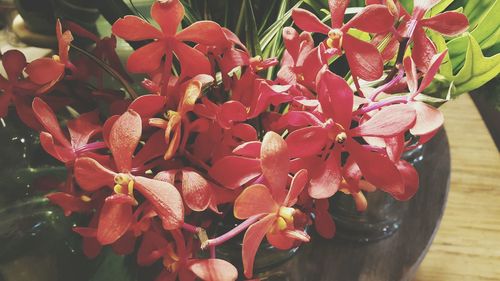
(0, 0, 468, 280)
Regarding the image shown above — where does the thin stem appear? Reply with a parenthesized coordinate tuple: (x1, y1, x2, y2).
(209, 245, 216, 258)
(204, 214, 267, 248)
(182, 222, 201, 234)
(370, 67, 405, 101)
(354, 96, 408, 115)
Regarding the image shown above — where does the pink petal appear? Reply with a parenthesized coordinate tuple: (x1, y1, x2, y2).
(32, 97, 71, 147)
(266, 231, 294, 250)
(420, 12, 469, 36)
(260, 131, 289, 200)
(2, 49, 27, 80)
(343, 34, 384, 81)
(411, 27, 436, 72)
(218, 101, 247, 129)
(189, 259, 238, 281)
(242, 214, 276, 279)
(328, 0, 349, 28)
(181, 170, 211, 212)
(112, 16, 163, 40)
(350, 104, 416, 137)
(74, 157, 115, 191)
(134, 176, 184, 230)
(173, 42, 212, 78)
(403, 56, 418, 94)
(97, 194, 134, 245)
(348, 141, 404, 196)
(284, 169, 308, 206)
(232, 141, 262, 158)
(110, 109, 142, 172)
(151, 0, 184, 35)
(234, 184, 279, 219)
(292, 8, 330, 34)
(127, 41, 165, 73)
(417, 51, 448, 94)
(317, 67, 354, 128)
(25, 57, 64, 85)
(176, 21, 228, 48)
(308, 155, 342, 199)
(345, 4, 394, 34)
(285, 126, 328, 158)
(410, 102, 444, 136)
(209, 156, 261, 189)
(128, 94, 167, 119)
(393, 160, 419, 200)
(67, 110, 101, 149)
(282, 27, 300, 62)
(132, 130, 167, 168)
(314, 199, 336, 239)
(47, 192, 91, 216)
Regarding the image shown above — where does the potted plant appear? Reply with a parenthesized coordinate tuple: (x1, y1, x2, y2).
(0, 0, 498, 280)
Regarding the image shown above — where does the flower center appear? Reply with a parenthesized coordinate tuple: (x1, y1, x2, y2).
(326, 29, 343, 48)
(113, 173, 137, 204)
(335, 132, 347, 144)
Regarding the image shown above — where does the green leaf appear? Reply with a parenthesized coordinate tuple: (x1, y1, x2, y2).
(447, 0, 500, 71)
(452, 33, 500, 95)
(89, 249, 137, 281)
(428, 0, 454, 16)
(259, 1, 302, 52)
(428, 30, 453, 78)
(463, 0, 496, 29)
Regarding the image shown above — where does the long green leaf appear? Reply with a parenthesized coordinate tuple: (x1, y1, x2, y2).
(452, 33, 500, 95)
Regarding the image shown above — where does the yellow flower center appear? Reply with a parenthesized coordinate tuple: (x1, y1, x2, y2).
(113, 173, 137, 205)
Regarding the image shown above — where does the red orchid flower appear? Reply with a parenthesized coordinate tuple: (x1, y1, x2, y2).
(32, 97, 103, 164)
(138, 229, 238, 281)
(284, 68, 416, 199)
(112, 0, 226, 90)
(26, 20, 74, 93)
(292, 0, 395, 81)
(0, 49, 41, 129)
(63, 20, 132, 84)
(74, 109, 184, 245)
(149, 75, 213, 160)
(234, 131, 310, 278)
(406, 0, 469, 71)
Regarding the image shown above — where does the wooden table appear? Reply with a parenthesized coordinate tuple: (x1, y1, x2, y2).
(414, 94, 500, 281)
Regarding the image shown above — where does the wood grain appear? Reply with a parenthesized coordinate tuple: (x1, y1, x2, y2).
(414, 94, 500, 281)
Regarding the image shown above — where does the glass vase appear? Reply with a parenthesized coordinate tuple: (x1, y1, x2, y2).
(330, 145, 425, 242)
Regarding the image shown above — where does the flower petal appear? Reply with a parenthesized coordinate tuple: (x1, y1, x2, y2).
(97, 194, 134, 245)
(151, 0, 184, 35)
(314, 199, 335, 239)
(420, 12, 469, 36)
(317, 67, 354, 129)
(181, 170, 212, 212)
(350, 104, 416, 137)
(32, 97, 71, 147)
(47, 192, 91, 216)
(348, 141, 404, 196)
(2, 49, 27, 80)
(209, 156, 261, 189)
(410, 102, 444, 136)
(127, 41, 165, 73)
(286, 126, 328, 158)
(308, 155, 341, 199)
(110, 109, 142, 172)
(417, 51, 448, 94)
(411, 27, 436, 72)
(134, 176, 184, 230)
(129, 94, 167, 119)
(173, 42, 212, 78)
(345, 4, 394, 34)
(261, 131, 289, 200)
(74, 157, 115, 191)
(67, 110, 101, 149)
(242, 214, 276, 279)
(176, 21, 228, 48)
(343, 34, 384, 81)
(25, 57, 64, 85)
(284, 169, 308, 206)
(328, 0, 349, 28)
(234, 184, 279, 219)
(393, 160, 419, 200)
(266, 231, 295, 250)
(189, 259, 238, 281)
(112, 15, 163, 40)
(292, 8, 330, 34)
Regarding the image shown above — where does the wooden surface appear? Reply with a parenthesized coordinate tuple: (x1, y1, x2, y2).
(414, 94, 500, 281)
(258, 126, 450, 281)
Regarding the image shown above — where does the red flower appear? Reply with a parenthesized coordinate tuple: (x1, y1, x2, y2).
(284, 68, 417, 199)
(26, 20, 73, 93)
(292, 1, 394, 81)
(408, 0, 468, 71)
(111, 0, 226, 90)
(74, 109, 184, 245)
(32, 97, 103, 164)
(0, 49, 40, 129)
(234, 132, 310, 278)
